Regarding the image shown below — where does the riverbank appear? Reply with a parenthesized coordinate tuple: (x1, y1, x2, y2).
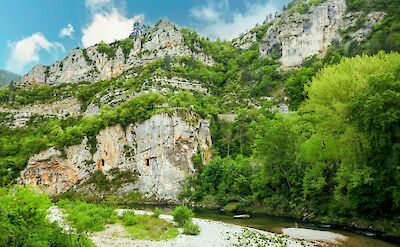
(191, 202, 400, 242)
(48, 206, 348, 247)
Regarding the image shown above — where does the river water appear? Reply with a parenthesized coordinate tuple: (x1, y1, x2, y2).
(124, 204, 398, 247)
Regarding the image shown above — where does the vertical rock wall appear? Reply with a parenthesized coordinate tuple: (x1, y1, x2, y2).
(19, 113, 212, 201)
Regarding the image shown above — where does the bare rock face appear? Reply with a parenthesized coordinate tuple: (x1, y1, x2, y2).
(234, 0, 386, 68)
(142, 77, 208, 94)
(18, 20, 213, 87)
(0, 97, 81, 127)
(348, 11, 386, 42)
(19, 113, 212, 201)
(261, 0, 348, 67)
(19, 65, 47, 87)
(232, 31, 257, 50)
(18, 139, 92, 195)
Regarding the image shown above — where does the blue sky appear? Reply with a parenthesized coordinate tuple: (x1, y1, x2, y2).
(0, 0, 290, 75)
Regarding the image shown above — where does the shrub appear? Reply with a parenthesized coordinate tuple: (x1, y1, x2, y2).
(153, 207, 161, 218)
(118, 38, 134, 59)
(58, 199, 117, 233)
(123, 215, 179, 240)
(172, 205, 193, 226)
(183, 220, 200, 235)
(0, 186, 94, 247)
(122, 211, 137, 226)
(97, 41, 116, 58)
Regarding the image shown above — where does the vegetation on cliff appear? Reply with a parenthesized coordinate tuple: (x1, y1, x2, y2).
(182, 53, 400, 236)
(0, 0, 399, 241)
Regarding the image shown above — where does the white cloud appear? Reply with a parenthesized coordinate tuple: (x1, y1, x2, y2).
(82, 8, 143, 48)
(59, 24, 75, 38)
(190, 6, 220, 22)
(190, 1, 279, 40)
(85, 0, 112, 12)
(6, 33, 65, 74)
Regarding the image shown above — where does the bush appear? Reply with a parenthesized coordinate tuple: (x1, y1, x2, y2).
(153, 207, 161, 218)
(0, 186, 94, 247)
(172, 205, 193, 226)
(58, 199, 117, 233)
(122, 211, 137, 226)
(183, 220, 200, 235)
(97, 41, 116, 58)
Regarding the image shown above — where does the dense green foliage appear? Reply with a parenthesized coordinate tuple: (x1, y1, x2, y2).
(0, 82, 81, 106)
(153, 207, 161, 218)
(171, 206, 200, 235)
(121, 211, 137, 226)
(58, 199, 117, 233)
(97, 41, 117, 58)
(181, 29, 284, 99)
(184, 53, 400, 235)
(344, 0, 400, 54)
(183, 221, 200, 235)
(0, 187, 95, 246)
(172, 205, 194, 227)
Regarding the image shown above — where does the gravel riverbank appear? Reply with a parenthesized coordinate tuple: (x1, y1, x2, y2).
(48, 206, 347, 247)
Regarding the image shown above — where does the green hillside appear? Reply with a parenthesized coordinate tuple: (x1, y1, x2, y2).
(0, 69, 20, 87)
(0, 0, 399, 245)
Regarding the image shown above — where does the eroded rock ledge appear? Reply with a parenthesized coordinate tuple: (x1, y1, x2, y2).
(19, 113, 212, 201)
(18, 20, 214, 87)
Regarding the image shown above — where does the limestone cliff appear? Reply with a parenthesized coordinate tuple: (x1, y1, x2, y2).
(0, 97, 81, 127)
(18, 20, 213, 87)
(233, 0, 386, 67)
(19, 113, 212, 201)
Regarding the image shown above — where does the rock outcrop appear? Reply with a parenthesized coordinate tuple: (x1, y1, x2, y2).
(268, 0, 348, 67)
(233, 0, 386, 67)
(0, 97, 81, 127)
(19, 113, 212, 201)
(18, 20, 213, 87)
(142, 77, 208, 94)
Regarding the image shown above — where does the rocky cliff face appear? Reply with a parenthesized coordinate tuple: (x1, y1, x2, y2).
(18, 20, 213, 87)
(268, 0, 348, 67)
(233, 0, 386, 67)
(19, 113, 212, 201)
(0, 97, 81, 127)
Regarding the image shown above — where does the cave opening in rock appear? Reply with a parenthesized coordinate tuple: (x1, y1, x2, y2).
(145, 158, 150, 166)
(101, 159, 105, 167)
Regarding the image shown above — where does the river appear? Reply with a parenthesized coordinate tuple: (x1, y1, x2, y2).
(123, 204, 398, 247)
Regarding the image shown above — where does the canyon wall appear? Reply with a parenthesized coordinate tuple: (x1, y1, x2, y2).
(17, 20, 213, 87)
(19, 113, 212, 201)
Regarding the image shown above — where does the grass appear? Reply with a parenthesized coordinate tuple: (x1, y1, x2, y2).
(56, 200, 191, 241)
(121, 214, 179, 241)
(57, 199, 117, 233)
(183, 220, 200, 235)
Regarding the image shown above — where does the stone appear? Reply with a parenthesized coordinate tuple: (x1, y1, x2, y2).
(233, 0, 386, 68)
(349, 11, 386, 42)
(19, 113, 212, 201)
(261, 0, 348, 67)
(17, 20, 213, 87)
(0, 97, 81, 127)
